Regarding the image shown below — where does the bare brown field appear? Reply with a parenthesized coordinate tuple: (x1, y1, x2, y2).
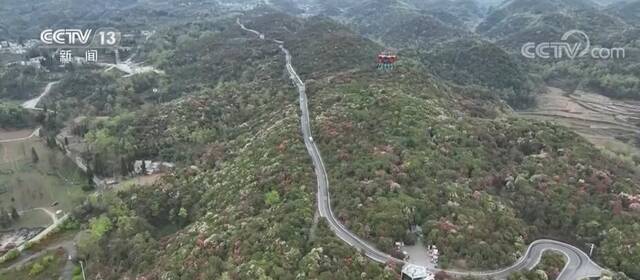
(0, 129, 33, 141)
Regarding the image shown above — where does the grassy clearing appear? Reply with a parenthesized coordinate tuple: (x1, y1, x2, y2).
(7, 210, 51, 229)
(113, 173, 163, 192)
(0, 138, 88, 223)
(601, 139, 640, 165)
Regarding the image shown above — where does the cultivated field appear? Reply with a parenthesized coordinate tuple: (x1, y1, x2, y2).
(520, 87, 640, 164)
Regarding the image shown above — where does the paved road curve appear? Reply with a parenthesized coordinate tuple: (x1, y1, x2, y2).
(237, 18, 605, 279)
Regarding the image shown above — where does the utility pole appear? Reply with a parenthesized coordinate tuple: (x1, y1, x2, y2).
(80, 260, 87, 280)
(586, 243, 595, 257)
(153, 88, 160, 104)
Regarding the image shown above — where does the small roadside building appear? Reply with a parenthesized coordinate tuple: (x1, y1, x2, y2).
(401, 264, 434, 280)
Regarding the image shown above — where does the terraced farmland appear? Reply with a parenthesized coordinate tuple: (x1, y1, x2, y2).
(521, 87, 640, 164)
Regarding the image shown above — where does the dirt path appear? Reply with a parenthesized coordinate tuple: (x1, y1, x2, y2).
(21, 81, 59, 110)
(0, 128, 40, 144)
(0, 129, 33, 141)
(32, 208, 58, 224)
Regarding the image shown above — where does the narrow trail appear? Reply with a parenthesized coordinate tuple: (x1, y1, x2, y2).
(0, 128, 40, 144)
(237, 17, 605, 280)
(21, 81, 59, 110)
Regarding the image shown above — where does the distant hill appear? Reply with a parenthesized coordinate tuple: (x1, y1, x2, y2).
(477, 0, 629, 49)
(286, 17, 382, 78)
(406, 0, 485, 27)
(477, 0, 595, 34)
(342, 0, 421, 36)
(267, 0, 306, 14)
(337, 0, 474, 48)
(592, 0, 632, 5)
(608, 0, 640, 26)
(471, 0, 640, 101)
(379, 14, 471, 48)
(0, 0, 226, 39)
(422, 38, 537, 108)
(238, 12, 382, 79)
(243, 10, 305, 40)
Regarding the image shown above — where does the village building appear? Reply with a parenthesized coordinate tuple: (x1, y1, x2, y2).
(134, 160, 175, 175)
(18, 56, 44, 69)
(430, 245, 439, 266)
(401, 264, 434, 280)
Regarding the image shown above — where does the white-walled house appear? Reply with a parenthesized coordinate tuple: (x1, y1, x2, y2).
(401, 264, 434, 280)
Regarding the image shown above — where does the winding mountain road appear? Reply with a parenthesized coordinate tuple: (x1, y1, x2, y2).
(237, 18, 605, 279)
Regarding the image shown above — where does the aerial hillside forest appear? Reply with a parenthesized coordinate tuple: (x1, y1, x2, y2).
(0, 0, 639, 279)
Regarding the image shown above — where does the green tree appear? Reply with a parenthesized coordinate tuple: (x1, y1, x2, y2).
(29, 262, 45, 276)
(89, 215, 112, 238)
(178, 207, 188, 225)
(265, 190, 281, 206)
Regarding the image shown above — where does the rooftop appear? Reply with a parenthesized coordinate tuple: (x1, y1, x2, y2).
(402, 264, 434, 280)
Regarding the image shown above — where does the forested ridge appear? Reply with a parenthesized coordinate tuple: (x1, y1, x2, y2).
(0, 1, 638, 279)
